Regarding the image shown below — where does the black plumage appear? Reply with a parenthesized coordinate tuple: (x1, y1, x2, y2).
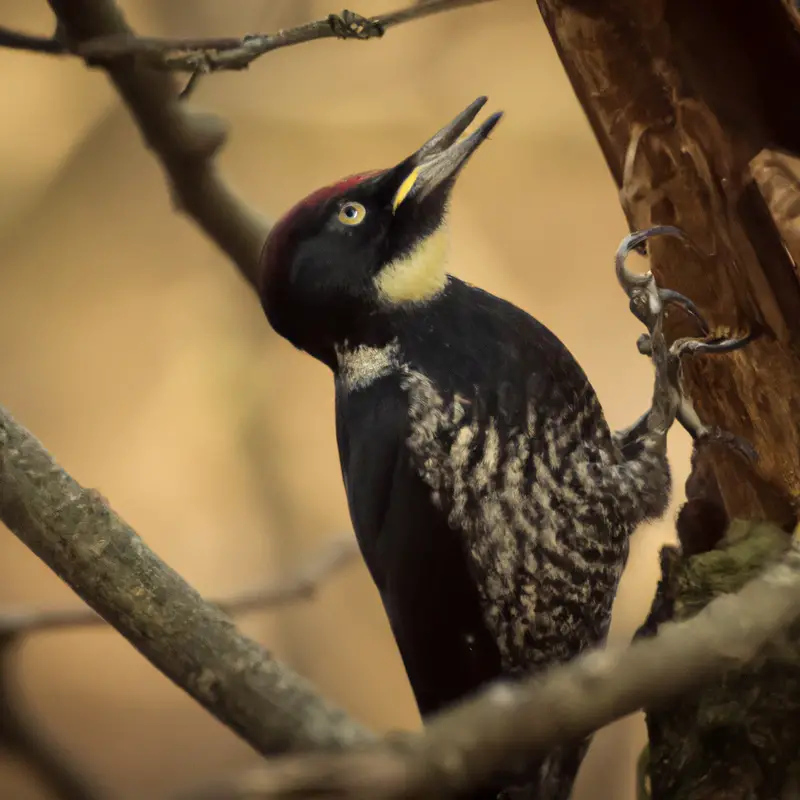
(258, 97, 677, 799)
(332, 280, 671, 799)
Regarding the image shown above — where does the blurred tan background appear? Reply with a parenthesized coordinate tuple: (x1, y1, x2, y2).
(0, 1, 692, 798)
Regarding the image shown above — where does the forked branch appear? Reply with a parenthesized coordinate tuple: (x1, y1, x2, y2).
(22, 0, 493, 289)
(2, 1, 497, 73)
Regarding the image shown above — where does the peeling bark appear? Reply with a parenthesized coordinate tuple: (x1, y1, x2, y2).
(536, 2, 800, 796)
(536, 0, 800, 527)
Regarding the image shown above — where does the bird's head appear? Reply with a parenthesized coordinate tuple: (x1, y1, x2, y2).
(258, 96, 502, 366)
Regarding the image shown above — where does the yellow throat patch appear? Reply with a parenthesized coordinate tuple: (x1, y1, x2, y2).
(374, 226, 449, 305)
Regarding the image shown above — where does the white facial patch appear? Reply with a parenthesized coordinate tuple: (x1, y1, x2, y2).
(374, 226, 449, 306)
(335, 339, 402, 392)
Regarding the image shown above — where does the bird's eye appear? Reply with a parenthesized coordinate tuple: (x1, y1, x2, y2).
(338, 201, 367, 226)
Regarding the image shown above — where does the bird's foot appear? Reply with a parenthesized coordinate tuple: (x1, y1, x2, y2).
(635, 330, 758, 462)
(615, 225, 757, 462)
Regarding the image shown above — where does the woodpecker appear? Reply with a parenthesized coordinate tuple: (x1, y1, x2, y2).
(258, 98, 753, 799)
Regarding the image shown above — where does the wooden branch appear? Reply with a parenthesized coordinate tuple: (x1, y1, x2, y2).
(0, 404, 372, 756)
(77, 1, 498, 73)
(0, 537, 359, 636)
(0, 25, 64, 54)
(0, 537, 357, 800)
(180, 521, 800, 799)
(45, 0, 265, 290)
(535, 0, 800, 528)
(27, 0, 497, 290)
(2, 2, 497, 72)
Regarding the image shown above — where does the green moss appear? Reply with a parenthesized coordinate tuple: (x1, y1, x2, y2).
(644, 520, 800, 800)
(673, 520, 790, 620)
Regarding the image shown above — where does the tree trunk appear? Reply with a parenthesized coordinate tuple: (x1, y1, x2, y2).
(637, 520, 800, 800)
(534, 1, 800, 796)
(536, 0, 800, 525)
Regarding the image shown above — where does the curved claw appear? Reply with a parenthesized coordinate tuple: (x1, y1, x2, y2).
(614, 227, 760, 469)
(671, 330, 758, 359)
(637, 329, 757, 361)
(659, 289, 710, 335)
(615, 225, 689, 296)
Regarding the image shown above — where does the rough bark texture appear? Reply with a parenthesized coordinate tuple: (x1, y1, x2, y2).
(536, 0, 800, 528)
(640, 522, 800, 800)
(0, 405, 372, 756)
(535, 2, 800, 797)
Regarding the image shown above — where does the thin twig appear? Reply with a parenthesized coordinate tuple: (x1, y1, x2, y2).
(0, 25, 65, 54)
(3, 2, 498, 74)
(48, 0, 269, 290)
(188, 525, 800, 799)
(212, 537, 360, 613)
(0, 403, 372, 755)
(25, 1, 497, 291)
(0, 636, 103, 800)
(0, 537, 359, 636)
(0, 538, 357, 800)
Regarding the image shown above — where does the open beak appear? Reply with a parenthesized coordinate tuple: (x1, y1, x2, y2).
(390, 96, 503, 212)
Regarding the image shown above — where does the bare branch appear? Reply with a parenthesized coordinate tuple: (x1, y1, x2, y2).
(26, 1, 496, 292)
(44, 0, 268, 291)
(4, 2, 498, 74)
(179, 67, 207, 100)
(149, 0, 496, 73)
(0, 25, 65, 54)
(194, 523, 800, 799)
(211, 537, 360, 614)
(0, 537, 358, 636)
(0, 403, 372, 755)
(0, 635, 104, 800)
(0, 537, 357, 800)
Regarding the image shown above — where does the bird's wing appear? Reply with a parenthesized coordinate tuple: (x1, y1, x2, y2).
(335, 377, 502, 717)
(400, 362, 625, 678)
